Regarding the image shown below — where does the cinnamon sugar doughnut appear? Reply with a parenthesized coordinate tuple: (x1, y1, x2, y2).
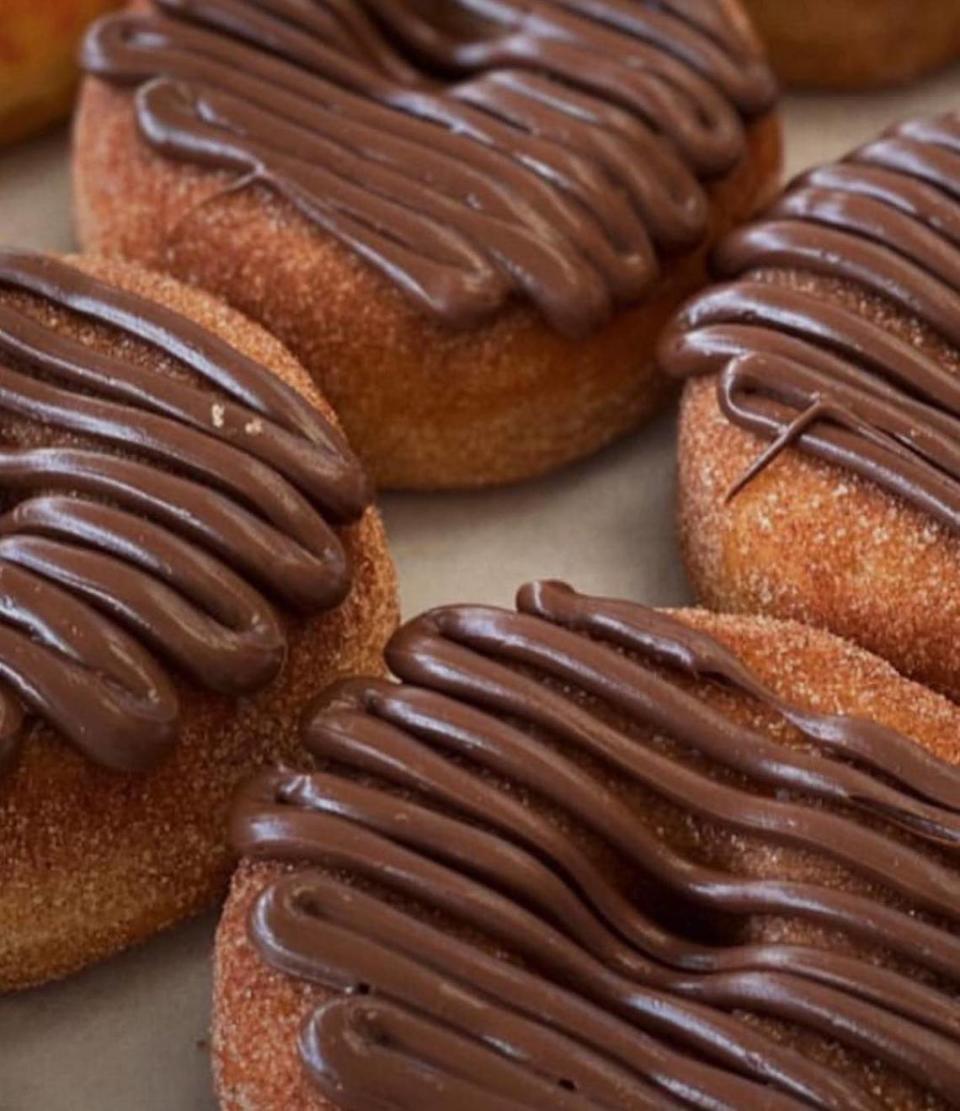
(661, 111, 960, 700)
(0, 249, 396, 990)
(72, 0, 780, 489)
(214, 581, 960, 1111)
(741, 0, 960, 90)
(0, 0, 120, 147)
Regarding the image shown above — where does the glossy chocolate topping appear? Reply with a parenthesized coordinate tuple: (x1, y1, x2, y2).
(0, 249, 367, 774)
(82, 0, 776, 337)
(232, 581, 960, 1109)
(660, 112, 960, 528)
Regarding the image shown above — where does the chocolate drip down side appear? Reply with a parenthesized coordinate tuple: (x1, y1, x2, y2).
(82, 0, 776, 338)
(231, 581, 960, 1110)
(660, 112, 960, 532)
(0, 250, 368, 774)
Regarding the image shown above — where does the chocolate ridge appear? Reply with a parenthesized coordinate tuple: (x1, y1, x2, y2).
(0, 249, 368, 773)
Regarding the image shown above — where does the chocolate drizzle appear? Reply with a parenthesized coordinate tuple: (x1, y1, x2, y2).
(82, 0, 776, 337)
(660, 112, 960, 529)
(0, 249, 368, 774)
(231, 581, 960, 1109)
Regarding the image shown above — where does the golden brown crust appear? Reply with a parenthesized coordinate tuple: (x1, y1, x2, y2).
(0, 0, 120, 147)
(0, 253, 398, 991)
(72, 67, 781, 490)
(677, 269, 960, 701)
(211, 607, 960, 1110)
(741, 0, 960, 89)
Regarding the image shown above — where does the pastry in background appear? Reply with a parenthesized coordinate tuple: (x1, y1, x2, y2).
(215, 581, 960, 1110)
(0, 0, 120, 146)
(662, 112, 960, 699)
(74, 0, 780, 489)
(0, 249, 396, 990)
(742, 0, 960, 89)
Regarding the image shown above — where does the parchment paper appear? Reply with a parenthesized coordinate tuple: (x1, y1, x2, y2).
(1, 65, 959, 1110)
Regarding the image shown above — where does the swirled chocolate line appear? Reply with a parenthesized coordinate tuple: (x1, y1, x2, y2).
(82, 0, 776, 338)
(0, 249, 368, 774)
(232, 581, 960, 1110)
(660, 112, 960, 528)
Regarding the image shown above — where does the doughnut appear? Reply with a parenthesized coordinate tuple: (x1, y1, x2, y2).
(740, 0, 960, 90)
(660, 111, 960, 700)
(72, 0, 781, 490)
(0, 248, 397, 990)
(214, 580, 960, 1111)
(0, 0, 120, 147)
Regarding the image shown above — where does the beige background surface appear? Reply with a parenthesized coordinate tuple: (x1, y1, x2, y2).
(1, 65, 959, 1110)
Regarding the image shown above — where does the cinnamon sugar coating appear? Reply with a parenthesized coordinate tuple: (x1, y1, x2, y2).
(742, 0, 960, 89)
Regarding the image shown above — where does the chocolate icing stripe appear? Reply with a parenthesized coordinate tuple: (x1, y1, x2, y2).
(0, 560, 179, 773)
(0, 346, 340, 563)
(360, 0, 772, 112)
(133, 79, 632, 334)
(301, 998, 666, 1111)
(168, 3, 702, 259)
(85, 13, 658, 331)
(233, 583, 960, 1108)
(714, 221, 960, 350)
(82, 0, 775, 336)
(518, 579, 960, 809)
(388, 613, 960, 878)
(357, 0, 749, 171)
(250, 873, 838, 1109)
(0, 506, 284, 695)
(0, 249, 367, 519)
(0, 447, 346, 612)
(660, 283, 960, 531)
(768, 191, 960, 294)
(532, 0, 773, 111)
(0, 250, 368, 772)
(667, 282, 960, 419)
(238, 754, 960, 1047)
(853, 125, 960, 204)
(714, 354, 960, 533)
(660, 111, 960, 522)
(301, 679, 960, 985)
(795, 164, 960, 246)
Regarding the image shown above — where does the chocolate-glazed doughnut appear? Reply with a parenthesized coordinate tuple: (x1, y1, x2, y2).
(73, 0, 780, 488)
(215, 582, 960, 1111)
(0, 249, 396, 990)
(661, 111, 960, 699)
